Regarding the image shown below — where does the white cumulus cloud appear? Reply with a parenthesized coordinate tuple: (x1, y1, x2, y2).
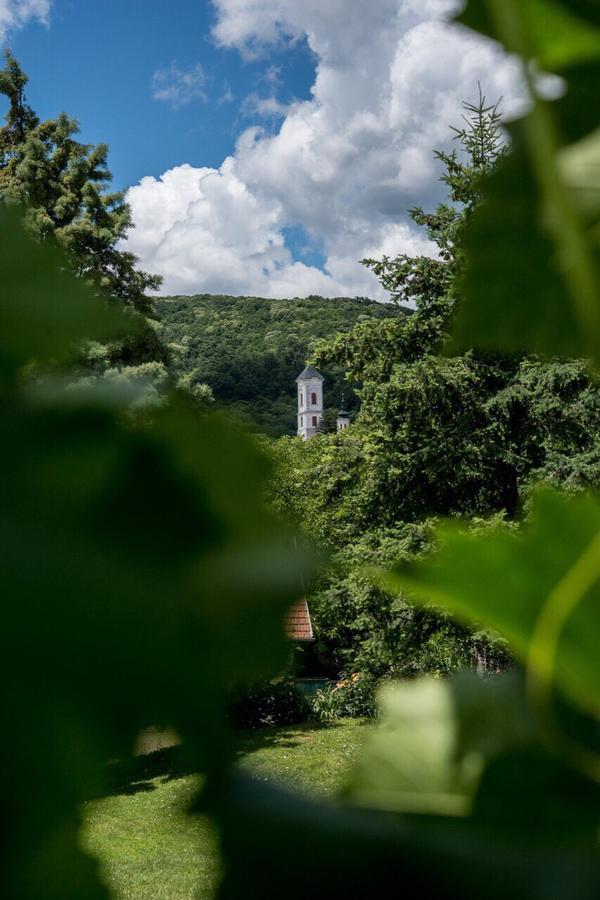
(126, 160, 379, 298)
(0, 0, 50, 40)
(126, 0, 524, 298)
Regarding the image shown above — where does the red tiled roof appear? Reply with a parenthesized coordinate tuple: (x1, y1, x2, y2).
(285, 599, 314, 642)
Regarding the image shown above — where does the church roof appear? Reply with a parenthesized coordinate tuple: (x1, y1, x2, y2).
(284, 599, 314, 642)
(296, 365, 324, 382)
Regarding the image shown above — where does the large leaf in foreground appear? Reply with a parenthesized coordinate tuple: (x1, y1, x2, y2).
(347, 673, 536, 817)
(383, 490, 600, 717)
(0, 206, 130, 376)
(213, 760, 598, 900)
(0, 212, 316, 898)
(450, 1, 600, 364)
(449, 116, 600, 362)
(457, 0, 600, 70)
(450, 133, 598, 359)
(214, 672, 598, 899)
(347, 679, 480, 816)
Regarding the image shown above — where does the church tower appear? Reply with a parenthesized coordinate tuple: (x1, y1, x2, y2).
(337, 395, 350, 432)
(297, 365, 324, 440)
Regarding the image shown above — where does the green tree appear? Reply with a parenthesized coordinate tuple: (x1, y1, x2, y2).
(270, 88, 600, 680)
(316, 88, 505, 381)
(310, 88, 600, 527)
(0, 51, 165, 376)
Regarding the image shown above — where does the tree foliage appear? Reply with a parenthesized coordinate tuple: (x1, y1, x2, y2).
(0, 51, 160, 317)
(269, 86, 600, 682)
(0, 50, 167, 389)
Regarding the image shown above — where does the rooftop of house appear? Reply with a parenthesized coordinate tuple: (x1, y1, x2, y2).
(285, 599, 314, 642)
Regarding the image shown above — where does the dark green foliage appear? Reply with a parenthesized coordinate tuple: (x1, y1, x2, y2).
(0, 206, 313, 898)
(154, 293, 399, 436)
(285, 353, 600, 546)
(311, 678, 378, 723)
(451, 4, 600, 362)
(0, 49, 37, 142)
(269, 451, 510, 679)
(488, 357, 600, 492)
(231, 679, 311, 730)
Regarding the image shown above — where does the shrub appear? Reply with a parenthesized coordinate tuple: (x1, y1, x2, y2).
(231, 678, 311, 730)
(332, 672, 379, 718)
(311, 673, 379, 722)
(311, 686, 340, 723)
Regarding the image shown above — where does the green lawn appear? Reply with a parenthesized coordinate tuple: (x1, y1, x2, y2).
(83, 720, 370, 900)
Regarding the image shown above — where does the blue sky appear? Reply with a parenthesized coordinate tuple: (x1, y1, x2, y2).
(1, 1, 519, 298)
(6, 0, 316, 190)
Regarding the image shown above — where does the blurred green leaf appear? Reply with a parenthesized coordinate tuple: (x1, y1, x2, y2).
(213, 759, 599, 900)
(0, 206, 130, 376)
(458, 0, 600, 69)
(383, 490, 600, 718)
(564, 0, 600, 28)
(0, 211, 316, 897)
(559, 127, 600, 223)
(214, 672, 598, 899)
(448, 670, 537, 760)
(347, 672, 541, 817)
(451, 2, 600, 363)
(450, 130, 599, 359)
(347, 678, 482, 816)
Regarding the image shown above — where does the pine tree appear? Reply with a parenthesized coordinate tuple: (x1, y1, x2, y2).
(362, 86, 505, 344)
(0, 50, 38, 149)
(312, 89, 506, 383)
(0, 51, 161, 320)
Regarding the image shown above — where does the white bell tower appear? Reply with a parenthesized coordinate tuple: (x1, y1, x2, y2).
(337, 395, 350, 432)
(297, 365, 324, 440)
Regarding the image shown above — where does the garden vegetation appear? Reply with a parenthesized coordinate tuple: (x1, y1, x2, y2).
(0, 1, 599, 898)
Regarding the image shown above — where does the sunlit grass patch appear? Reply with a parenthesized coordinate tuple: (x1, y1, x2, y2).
(83, 720, 370, 899)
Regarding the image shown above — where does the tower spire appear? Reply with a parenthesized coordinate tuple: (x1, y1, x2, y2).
(296, 365, 324, 440)
(337, 393, 350, 432)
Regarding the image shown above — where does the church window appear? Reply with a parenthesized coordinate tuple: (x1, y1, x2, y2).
(311, 392, 317, 405)
(301, 416, 303, 426)
(300, 392, 304, 407)
(312, 416, 317, 427)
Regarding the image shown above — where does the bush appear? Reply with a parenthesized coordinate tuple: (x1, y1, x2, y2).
(311, 687, 339, 723)
(311, 673, 379, 722)
(231, 679, 311, 730)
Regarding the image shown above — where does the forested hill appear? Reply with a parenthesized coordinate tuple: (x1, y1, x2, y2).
(154, 294, 400, 436)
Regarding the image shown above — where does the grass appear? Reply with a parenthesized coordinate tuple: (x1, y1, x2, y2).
(82, 720, 371, 900)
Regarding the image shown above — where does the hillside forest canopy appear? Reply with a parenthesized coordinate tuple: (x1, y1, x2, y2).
(1, 1, 600, 898)
(155, 293, 400, 436)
